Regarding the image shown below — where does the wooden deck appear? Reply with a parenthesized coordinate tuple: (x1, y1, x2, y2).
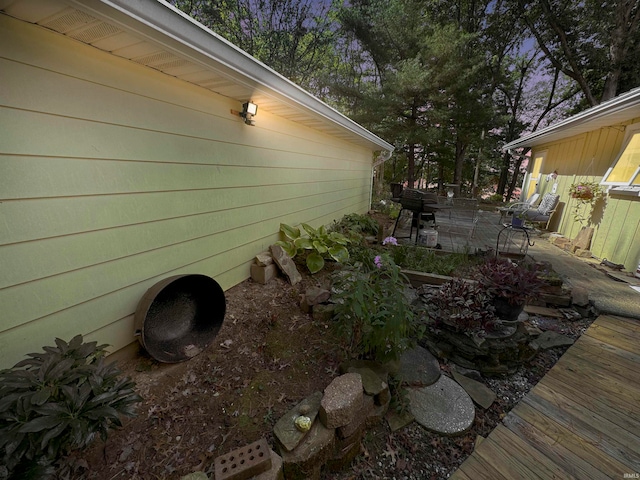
(450, 314, 640, 480)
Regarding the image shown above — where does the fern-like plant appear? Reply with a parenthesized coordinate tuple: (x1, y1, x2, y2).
(0, 335, 142, 479)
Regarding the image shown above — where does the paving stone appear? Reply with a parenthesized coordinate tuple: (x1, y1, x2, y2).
(274, 392, 322, 452)
(319, 373, 363, 429)
(398, 345, 441, 387)
(540, 292, 572, 307)
(531, 331, 575, 350)
(305, 286, 331, 305)
(408, 375, 475, 436)
(214, 438, 271, 480)
(251, 263, 278, 285)
(451, 368, 496, 409)
(270, 244, 302, 285)
(280, 421, 335, 480)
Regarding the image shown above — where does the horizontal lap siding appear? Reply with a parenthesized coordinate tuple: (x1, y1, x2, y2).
(0, 15, 374, 368)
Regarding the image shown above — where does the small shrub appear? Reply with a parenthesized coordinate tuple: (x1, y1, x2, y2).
(0, 335, 142, 479)
(276, 223, 350, 273)
(332, 213, 379, 237)
(331, 253, 422, 362)
(420, 279, 498, 335)
(473, 257, 543, 305)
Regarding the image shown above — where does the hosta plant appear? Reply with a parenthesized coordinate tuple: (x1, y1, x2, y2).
(0, 335, 142, 479)
(276, 223, 350, 273)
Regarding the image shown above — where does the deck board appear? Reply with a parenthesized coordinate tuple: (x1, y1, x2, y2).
(450, 315, 640, 479)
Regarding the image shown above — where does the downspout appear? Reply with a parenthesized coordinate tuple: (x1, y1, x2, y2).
(371, 150, 393, 207)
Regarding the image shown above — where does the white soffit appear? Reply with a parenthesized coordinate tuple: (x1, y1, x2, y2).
(0, 0, 393, 152)
(504, 87, 640, 150)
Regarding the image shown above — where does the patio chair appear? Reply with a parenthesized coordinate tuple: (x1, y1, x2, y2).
(522, 193, 560, 230)
(497, 193, 540, 224)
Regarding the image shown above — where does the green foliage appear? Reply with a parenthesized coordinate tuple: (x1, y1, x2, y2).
(276, 223, 350, 273)
(331, 253, 421, 363)
(0, 335, 142, 478)
(569, 180, 605, 226)
(332, 213, 379, 237)
(386, 245, 476, 276)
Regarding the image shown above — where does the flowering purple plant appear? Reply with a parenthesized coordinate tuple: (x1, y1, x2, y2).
(374, 255, 383, 268)
(382, 236, 398, 246)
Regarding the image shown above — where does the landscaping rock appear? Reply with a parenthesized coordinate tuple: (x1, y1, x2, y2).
(180, 473, 208, 480)
(386, 409, 415, 432)
(274, 392, 322, 452)
(299, 296, 311, 314)
(312, 304, 335, 323)
(305, 287, 330, 306)
(366, 390, 390, 427)
(571, 286, 590, 307)
(280, 421, 335, 480)
(398, 345, 441, 386)
(347, 366, 388, 397)
(451, 368, 496, 409)
(407, 375, 475, 436)
(531, 331, 575, 350)
(570, 227, 594, 252)
(270, 245, 302, 285)
(255, 252, 274, 266)
(319, 373, 363, 429)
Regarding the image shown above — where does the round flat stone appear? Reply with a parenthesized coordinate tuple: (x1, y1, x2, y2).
(398, 345, 440, 386)
(408, 375, 475, 435)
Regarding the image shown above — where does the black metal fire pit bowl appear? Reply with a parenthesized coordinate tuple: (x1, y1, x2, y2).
(134, 274, 226, 363)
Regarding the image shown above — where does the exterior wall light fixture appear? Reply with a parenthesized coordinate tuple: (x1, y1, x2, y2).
(240, 101, 258, 126)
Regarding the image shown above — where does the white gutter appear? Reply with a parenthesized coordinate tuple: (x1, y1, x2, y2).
(71, 0, 394, 152)
(503, 86, 640, 150)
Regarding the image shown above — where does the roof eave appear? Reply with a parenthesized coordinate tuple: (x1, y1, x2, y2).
(503, 86, 640, 151)
(70, 0, 394, 153)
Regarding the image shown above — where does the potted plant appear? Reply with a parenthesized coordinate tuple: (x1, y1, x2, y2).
(568, 180, 604, 226)
(474, 257, 543, 322)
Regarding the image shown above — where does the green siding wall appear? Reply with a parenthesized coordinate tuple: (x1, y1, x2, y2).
(531, 120, 640, 271)
(0, 15, 376, 368)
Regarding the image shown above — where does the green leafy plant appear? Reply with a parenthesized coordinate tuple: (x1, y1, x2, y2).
(420, 279, 498, 335)
(0, 335, 142, 478)
(473, 257, 543, 306)
(332, 213, 379, 237)
(276, 223, 350, 273)
(331, 253, 421, 362)
(569, 180, 604, 226)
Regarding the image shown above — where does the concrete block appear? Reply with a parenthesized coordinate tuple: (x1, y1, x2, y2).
(251, 263, 278, 285)
(214, 438, 271, 480)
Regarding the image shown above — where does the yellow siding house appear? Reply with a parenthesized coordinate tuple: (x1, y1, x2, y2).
(0, 0, 393, 368)
(504, 87, 640, 273)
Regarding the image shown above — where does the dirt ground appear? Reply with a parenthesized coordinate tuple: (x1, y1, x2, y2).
(69, 217, 593, 480)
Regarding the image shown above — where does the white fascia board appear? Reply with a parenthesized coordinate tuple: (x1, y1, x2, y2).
(503, 87, 640, 151)
(69, 0, 394, 153)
